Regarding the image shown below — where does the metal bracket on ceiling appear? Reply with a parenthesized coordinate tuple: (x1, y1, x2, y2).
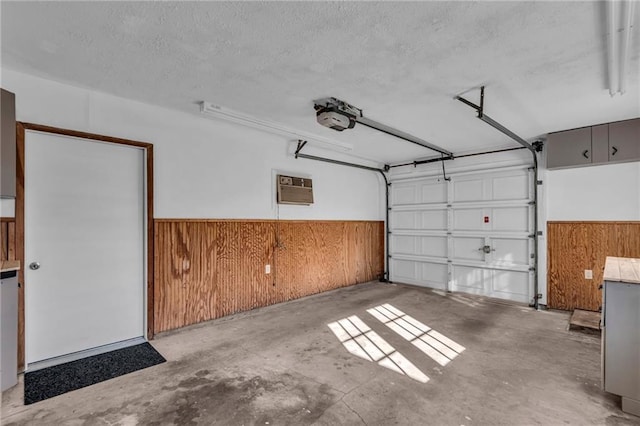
(294, 140, 308, 158)
(455, 86, 535, 153)
(440, 154, 451, 181)
(532, 140, 544, 153)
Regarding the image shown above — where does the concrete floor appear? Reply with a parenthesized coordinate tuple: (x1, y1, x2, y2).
(2, 282, 638, 426)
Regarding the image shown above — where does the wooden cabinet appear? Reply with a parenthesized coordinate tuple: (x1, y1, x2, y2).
(546, 118, 640, 170)
(1, 89, 16, 198)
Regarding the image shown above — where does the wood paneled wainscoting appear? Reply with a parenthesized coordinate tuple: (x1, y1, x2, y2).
(547, 221, 640, 311)
(154, 219, 384, 333)
(1, 217, 16, 261)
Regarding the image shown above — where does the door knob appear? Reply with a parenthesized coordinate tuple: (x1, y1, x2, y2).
(29, 262, 40, 270)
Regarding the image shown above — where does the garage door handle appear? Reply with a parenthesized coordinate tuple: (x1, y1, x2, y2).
(611, 146, 618, 156)
(582, 150, 590, 159)
(478, 245, 495, 254)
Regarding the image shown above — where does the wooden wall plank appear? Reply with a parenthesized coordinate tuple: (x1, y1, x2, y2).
(1, 218, 16, 261)
(154, 220, 384, 333)
(1, 221, 7, 260)
(547, 221, 640, 311)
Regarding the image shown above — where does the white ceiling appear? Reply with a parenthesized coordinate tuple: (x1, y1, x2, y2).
(1, 1, 639, 164)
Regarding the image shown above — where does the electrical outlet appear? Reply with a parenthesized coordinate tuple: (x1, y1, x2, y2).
(265, 264, 271, 274)
(584, 269, 593, 280)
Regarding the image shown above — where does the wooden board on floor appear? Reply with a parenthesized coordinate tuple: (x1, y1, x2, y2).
(569, 309, 601, 332)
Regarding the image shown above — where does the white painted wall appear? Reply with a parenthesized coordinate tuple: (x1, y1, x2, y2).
(0, 69, 383, 220)
(3, 69, 637, 308)
(546, 162, 640, 221)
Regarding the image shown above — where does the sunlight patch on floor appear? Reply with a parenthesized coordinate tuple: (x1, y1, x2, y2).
(327, 315, 429, 383)
(367, 304, 465, 367)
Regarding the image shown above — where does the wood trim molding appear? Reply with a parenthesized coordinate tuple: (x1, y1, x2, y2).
(19, 122, 153, 149)
(16, 123, 24, 369)
(547, 221, 640, 224)
(155, 218, 383, 223)
(15, 122, 154, 370)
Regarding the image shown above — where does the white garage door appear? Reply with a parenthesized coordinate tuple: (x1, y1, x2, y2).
(389, 166, 534, 304)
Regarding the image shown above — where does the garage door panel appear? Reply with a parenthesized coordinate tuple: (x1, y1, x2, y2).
(420, 210, 447, 230)
(419, 262, 448, 290)
(392, 211, 416, 229)
(492, 207, 528, 232)
(490, 238, 529, 267)
(451, 265, 486, 292)
(392, 209, 447, 231)
(420, 181, 447, 204)
(421, 236, 447, 258)
(452, 237, 485, 262)
(492, 174, 529, 201)
(491, 270, 529, 302)
(392, 259, 418, 281)
(391, 235, 416, 255)
(391, 235, 447, 258)
(452, 179, 484, 202)
(392, 184, 417, 205)
(392, 180, 447, 205)
(452, 209, 482, 231)
(390, 259, 447, 290)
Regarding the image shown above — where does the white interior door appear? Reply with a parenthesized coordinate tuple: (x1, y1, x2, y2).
(25, 130, 146, 366)
(390, 167, 533, 304)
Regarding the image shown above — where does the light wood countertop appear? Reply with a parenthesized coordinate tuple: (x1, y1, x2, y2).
(1, 260, 20, 273)
(604, 257, 640, 285)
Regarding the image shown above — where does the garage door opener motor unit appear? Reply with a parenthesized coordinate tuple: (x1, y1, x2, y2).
(277, 174, 313, 205)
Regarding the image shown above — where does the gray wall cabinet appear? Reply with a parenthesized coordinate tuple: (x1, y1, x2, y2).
(0, 270, 18, 391)
(546, 118, 640, 170)
(1, 89, 16, 198)
(609, 118, 640, 162)
(601, 261, 640, 416)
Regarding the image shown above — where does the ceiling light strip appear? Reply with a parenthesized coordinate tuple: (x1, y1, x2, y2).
(607, 0, 619, 96)
(200, 102, 353, 152)
(619, 0, 635, 94)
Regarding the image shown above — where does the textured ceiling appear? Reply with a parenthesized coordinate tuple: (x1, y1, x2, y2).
(1, 1, 639, 164)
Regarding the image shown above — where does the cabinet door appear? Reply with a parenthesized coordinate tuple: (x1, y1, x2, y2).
(1, 89, 16, 198)
(604, 283, 640, 400)
(546, 127, 592, 169)
(591, 124, 609, 164)
(609, 118, 640, 162)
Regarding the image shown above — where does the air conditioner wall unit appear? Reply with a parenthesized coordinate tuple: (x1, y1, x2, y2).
(277, 174, 313, 205)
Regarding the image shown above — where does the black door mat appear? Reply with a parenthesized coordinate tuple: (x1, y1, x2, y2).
(24, 342, 166, 405)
